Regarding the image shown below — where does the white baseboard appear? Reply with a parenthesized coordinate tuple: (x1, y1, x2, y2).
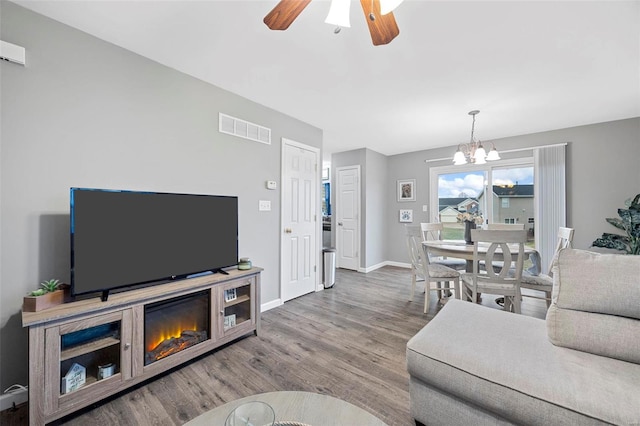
(360, 261, 411, 272)
(0, 388, 28, 412)
(261, 298, 282, 312)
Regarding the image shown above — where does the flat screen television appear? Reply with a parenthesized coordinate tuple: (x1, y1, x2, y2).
(70, 188, 238, 300)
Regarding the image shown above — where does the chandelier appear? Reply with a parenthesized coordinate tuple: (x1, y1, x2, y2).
(453, 110, 500, 165)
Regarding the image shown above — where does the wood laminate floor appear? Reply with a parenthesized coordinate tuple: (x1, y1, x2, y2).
(2, 266, 547, 426)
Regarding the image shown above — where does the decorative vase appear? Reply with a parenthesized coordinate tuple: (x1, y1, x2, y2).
(464, 221, 476, 245)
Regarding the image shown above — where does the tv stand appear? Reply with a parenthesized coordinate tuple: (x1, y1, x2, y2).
(22, 267, 262, 425)
(214, 268, 230, 275)
(100, 289, 110, 302)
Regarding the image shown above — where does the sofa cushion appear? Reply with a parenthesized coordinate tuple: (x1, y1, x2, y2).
(407, 299, 640, 425)
(547, 304, 640, 364)
(552, 248, 640, 319)
(547, 248, 640, 362)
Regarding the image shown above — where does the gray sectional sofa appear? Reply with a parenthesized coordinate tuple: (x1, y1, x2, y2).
(406, 248, 640, 425)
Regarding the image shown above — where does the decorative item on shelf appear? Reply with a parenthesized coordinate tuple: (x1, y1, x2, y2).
(61, 362, 86, 395)
(458, 212, 484, 245)
(23, 279, 70, 312)
(224, 314, 237, 329)
(238, 257, 252, 270)
(97, 363, 115, 380)
(224, 288, 237, 302)
(453, 110, 500, 165)
(591, 193, 640, 255)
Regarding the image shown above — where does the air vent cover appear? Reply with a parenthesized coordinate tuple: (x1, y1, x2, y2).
(219, 113, 271, 145)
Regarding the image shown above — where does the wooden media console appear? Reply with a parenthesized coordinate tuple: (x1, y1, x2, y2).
(22, 267, 262, 425)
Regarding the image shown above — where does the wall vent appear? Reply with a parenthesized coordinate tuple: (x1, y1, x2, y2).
(219, 113, 271, 145)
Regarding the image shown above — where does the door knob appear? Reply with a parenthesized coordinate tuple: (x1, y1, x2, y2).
(285, 228, 292, 233)
(338, 222, 343, 226)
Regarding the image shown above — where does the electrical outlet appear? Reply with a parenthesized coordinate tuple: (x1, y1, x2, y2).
(259, 200, 271, 211)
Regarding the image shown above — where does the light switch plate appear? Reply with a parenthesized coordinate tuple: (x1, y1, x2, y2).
(259, 200, 271, 211)
(423, 205, 428, 212)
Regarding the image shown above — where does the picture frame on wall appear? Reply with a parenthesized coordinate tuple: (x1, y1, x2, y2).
(397, 179, 416, 202)
(399, 209, 413, 223)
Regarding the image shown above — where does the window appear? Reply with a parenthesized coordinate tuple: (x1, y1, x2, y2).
(430, 159, 534, 242)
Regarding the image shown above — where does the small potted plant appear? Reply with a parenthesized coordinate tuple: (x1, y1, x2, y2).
(23, 279, 69, 312)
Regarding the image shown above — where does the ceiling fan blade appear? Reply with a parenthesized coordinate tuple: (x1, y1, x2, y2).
(359, 0, 400, 46)
(264, 0, 312, 31)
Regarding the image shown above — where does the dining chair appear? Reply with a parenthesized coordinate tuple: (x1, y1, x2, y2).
(420, 222, 466, 270)
(461, 229, 527, 314)
(520, 227, 574, 307)
(405, 226, 460, 314)
(481, 223, 526, 271)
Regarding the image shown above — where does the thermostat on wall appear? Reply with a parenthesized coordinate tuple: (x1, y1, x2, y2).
(266, 180, 277, 190)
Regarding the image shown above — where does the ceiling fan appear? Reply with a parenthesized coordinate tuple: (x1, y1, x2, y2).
(263, 0, 401, 46)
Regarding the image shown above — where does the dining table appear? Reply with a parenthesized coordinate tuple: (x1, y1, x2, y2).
(423, 239, 541, 275)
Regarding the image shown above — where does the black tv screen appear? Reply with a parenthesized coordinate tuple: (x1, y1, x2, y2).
(71, 188, 238, 299)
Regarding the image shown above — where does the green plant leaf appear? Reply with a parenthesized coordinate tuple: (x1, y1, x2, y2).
(592, 194, 640, 255)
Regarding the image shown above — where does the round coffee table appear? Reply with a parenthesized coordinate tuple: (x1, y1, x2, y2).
(184, 391, 388, 425)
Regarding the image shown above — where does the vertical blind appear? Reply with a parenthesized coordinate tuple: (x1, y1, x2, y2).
(534, 144, 567, 271)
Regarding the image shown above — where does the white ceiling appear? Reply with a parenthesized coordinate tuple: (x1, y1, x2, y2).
(13, 1, 640, 160)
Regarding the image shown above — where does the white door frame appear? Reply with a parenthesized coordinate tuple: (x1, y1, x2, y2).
(280, 138, 323, 302)
(335, 165, 361, 271)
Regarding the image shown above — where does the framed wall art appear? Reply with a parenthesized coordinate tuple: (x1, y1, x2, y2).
(397, 179, 416, 202)
(399, 209, 413, 223)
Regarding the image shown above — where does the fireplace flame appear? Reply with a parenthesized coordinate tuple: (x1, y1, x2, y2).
(147, 320, 197, 352)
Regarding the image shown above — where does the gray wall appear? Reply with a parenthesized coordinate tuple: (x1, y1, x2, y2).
(386, 117, 640, 263)
(364, 149, 388, 268)
(0, 2, 322, 391)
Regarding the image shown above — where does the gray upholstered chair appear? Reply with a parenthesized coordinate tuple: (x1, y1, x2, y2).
(405, 225, 460, 314)
(420, 222, 466, 270)
(461, 229, 527, 314)
(520, 227, 574, 307)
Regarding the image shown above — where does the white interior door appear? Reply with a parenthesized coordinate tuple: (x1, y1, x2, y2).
(281, 139, 319, 301)
(336, 166, 360, 271)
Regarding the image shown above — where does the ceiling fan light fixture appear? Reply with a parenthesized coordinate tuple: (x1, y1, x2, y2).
(325, 0, 351, 28)
(380, 0, 404, 15)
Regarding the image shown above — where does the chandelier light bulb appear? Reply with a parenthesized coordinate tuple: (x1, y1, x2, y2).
(453, 149, 467, 165)
(486, 146, 501, 161)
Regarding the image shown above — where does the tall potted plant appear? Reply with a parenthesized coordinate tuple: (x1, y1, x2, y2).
(591, 193, 640, 255)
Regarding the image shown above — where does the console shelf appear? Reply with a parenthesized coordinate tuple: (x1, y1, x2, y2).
(60, 336, 120, 361)
(22, 267, 262, 425)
